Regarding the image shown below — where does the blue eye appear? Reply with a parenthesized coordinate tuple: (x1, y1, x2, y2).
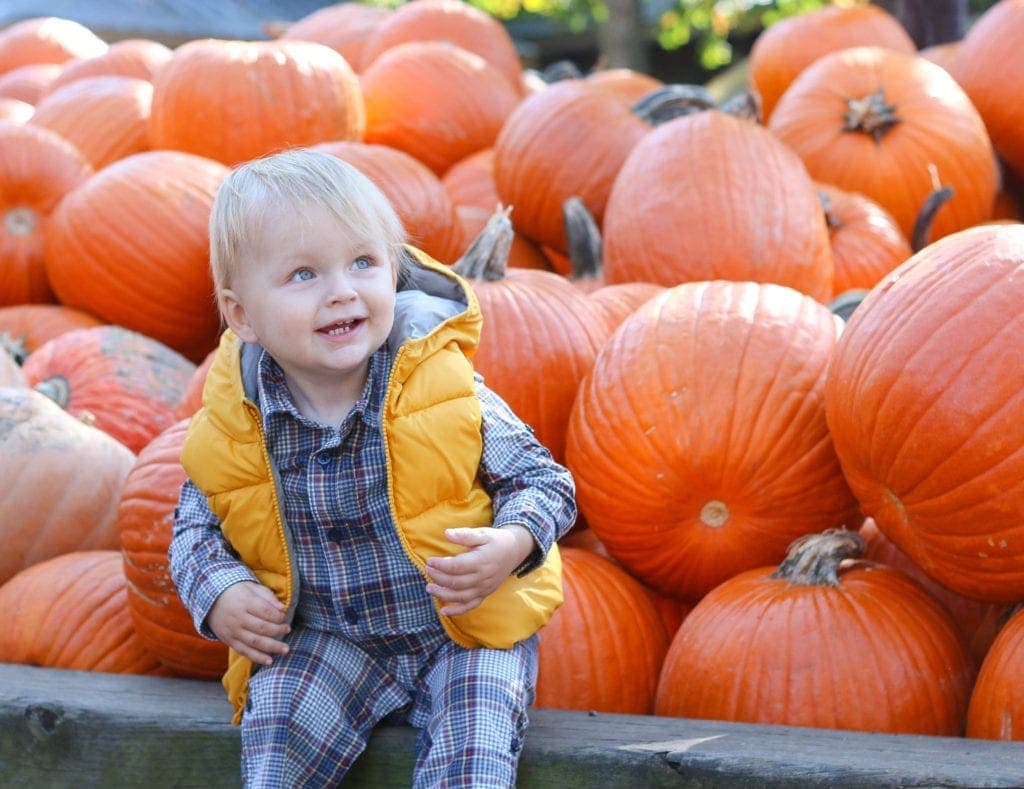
(351, 257, 372, 271)
(290, 268, 315, 282)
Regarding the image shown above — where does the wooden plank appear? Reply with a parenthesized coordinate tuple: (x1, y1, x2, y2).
(3, 664, 1024, 787)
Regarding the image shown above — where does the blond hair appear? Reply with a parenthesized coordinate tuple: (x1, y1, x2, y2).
(209, 148, 406, 292)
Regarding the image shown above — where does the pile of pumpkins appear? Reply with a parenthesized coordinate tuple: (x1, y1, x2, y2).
(1, 0, 1024, 741)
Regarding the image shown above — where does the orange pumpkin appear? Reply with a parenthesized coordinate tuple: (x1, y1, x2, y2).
(362, 41, 519, 176)
(21, 325, 195, 453)
(769, 47, 998, 242)
(603, 110, 833, 301)
(967, 605, 1024, 740)
(0, 62, 62, 103)
(149, 38, 364, 167)
(0, 121, 92, 306)
(313, 140, 462, 263)
(119, 419, 228, 679)
(655, 529, 972, 735)
(535, 547, 668, 714)
(30, 76, 152, 170)
(442, 148, 499, 212)
(919, 41, 959, 74)
(359, 0, 523, 93)
(453, 213, 611, 463)
(587, 281, 665, 330)
(0, 303, 103, 363)
(173, 346, 216, 421)
(0, 387, 135, 586)
(749, 4, 915, 121)
(825, 224, 1024, 603)
(44, 149, 228, 362)
(860, 518, 1008, 671)
(494, 79, 650, 264)
(817, 183, 912, 299)
(44, 37, 170, 94)
(0, 550, 168, 675)
(282, 3, 392, 68)
(0, 17, 107, 76)
(566, 281, 858, 601)
(951, 0, 1024, 180)
(454, 205, 550, 271)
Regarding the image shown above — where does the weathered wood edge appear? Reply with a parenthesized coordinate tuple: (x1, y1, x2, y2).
(2, 663, 1023, 788)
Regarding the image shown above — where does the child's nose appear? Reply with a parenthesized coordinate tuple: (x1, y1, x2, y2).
(325, 271, 358, 302)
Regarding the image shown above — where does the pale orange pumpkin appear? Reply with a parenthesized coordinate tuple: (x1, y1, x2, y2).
(0, 303, 103, 363)
(45, 38, 172, 94)
(0, 17, 107, 76)
(0, 62, 62, 103)
(0, 387, 135, 586)
(0, 96, 32, 122)
(281, 3, 392, 68)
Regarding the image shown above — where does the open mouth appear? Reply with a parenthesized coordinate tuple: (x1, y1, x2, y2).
(319, 318, 362, 336)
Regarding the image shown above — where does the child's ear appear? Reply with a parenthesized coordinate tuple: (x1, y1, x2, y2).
(218, 289, 259, 343)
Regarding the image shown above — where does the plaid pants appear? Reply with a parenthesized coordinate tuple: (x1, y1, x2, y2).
(241, 625, 538, 787)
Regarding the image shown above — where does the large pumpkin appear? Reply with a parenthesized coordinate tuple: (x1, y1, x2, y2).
(566, 280, 858, 601)
(21, 325, 195, 453)
(361, 41, 519, 176)
(602, 110, 833, 300)
(0, 62, 62, 103)
(0, 550, 167, 675)
(748, 3, 914, 121)
(281, 3, 392, 68)
(769, 47, 998, 243)
(493, 79, 650, 264)
(967, 605, 1024, 741)
(453, 213, 611, 463)
(118, 419, 228, 679)
(149, 38, 364, 167)
(45, 37, 172, 93)
(0, 17, 107, 76)
(535, 547, 668, 714)
(44, 149, 228, 362)
(30, 75, 152, 170)
(359, 0, 522, 93)
(0, 387, 135, 586)
(655, 529, 972, 736)
(825, 224, 1024, 603)
(951, 0, 1024, 181)
(0, 120, 92, 306)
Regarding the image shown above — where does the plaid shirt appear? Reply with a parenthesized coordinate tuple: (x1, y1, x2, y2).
(170, 344, 577, 652)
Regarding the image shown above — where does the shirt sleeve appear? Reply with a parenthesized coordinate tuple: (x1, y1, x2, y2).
(168, 478, 259, 640)
(476, 377, 578, 575)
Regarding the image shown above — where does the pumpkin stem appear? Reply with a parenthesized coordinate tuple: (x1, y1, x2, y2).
(564, 197, 603, 282)
(452, 206, 513, 282)
(719, 90, 761, 124)
(770, 528, 866, 587)
(0, 331, 28, 365)
(34, 375, 71, 409)
(911, 185, 955, 252)
(632, 84, 717, 124)
(828, 289, 870, 322)
(818, 191, 844, 231)
(540, 60, 584, 83)
(843, 90, 901, 143)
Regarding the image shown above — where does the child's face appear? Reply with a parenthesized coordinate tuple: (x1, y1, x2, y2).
(218, 200, 397, 398)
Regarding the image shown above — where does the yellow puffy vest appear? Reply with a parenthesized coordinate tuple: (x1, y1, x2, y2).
(181, 249, 563, 723)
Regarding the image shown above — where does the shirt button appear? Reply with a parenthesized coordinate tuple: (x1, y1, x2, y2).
(316, 454, 331, 466)
(343, 607, 359, 625)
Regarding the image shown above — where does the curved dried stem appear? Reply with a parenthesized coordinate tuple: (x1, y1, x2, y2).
(632, 84, 717, 124)
(564, 197, 603, 282)
(770, 528, 866, 587)
(452, 206, 514, 282)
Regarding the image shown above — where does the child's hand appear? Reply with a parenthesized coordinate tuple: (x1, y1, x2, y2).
(207, 581, 291, 666)
(425, 525, 536, 616)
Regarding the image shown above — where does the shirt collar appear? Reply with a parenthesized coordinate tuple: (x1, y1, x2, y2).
(256, 346, 388, 430)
